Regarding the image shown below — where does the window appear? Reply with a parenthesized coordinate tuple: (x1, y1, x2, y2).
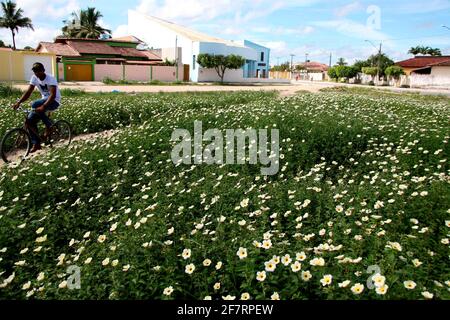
(193, 55, 196, 70)
(261, 52, 264, 62)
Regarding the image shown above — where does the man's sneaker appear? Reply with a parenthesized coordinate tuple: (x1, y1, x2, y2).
(30, 144, 42, 154)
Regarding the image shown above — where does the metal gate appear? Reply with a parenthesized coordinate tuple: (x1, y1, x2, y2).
(65, 64, 93, 81)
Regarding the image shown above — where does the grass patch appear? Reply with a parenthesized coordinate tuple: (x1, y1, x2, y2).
(0, 83, 22, 98)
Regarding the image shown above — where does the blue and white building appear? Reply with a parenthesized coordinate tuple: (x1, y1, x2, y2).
(127, 10, 271, 82)
(243, 40, 270, 79)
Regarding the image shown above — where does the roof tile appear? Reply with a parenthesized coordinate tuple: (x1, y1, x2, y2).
(395, 56, 450, 68)
(37, 42, 80, 56)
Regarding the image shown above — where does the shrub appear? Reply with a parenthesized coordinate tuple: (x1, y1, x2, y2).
(361, 67, 378, 76)
(102, 77, 115, 85)
(60, 88, 86, 96)
(335, 66, 358, 80)
(385, 66, 405, 79)
(327, 67, 338, 80)
(0, 83, 22, 98)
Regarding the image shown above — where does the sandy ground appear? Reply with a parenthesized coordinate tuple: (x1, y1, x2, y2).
(13, 80, 450, 97)
(0, 129, 118, 167)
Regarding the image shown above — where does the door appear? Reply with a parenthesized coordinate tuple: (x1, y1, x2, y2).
(65, 64, 92, 81)
(183, 64, 190, 82)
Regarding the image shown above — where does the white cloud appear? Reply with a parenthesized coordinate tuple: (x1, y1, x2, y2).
(136, 0, 233, 22)
(252, 25, 315, 36)
(15, 0, 79, 22)
(112, 25, 130, 38)
(98, 19, 111, 31)
(0, 0, 78, 48)
(393, 0, 450, 14)
(221, 26, 244, 36)
(262, 41, 288, 53)
(0, 26, 60, 49)
(334, 1, 363, 18)
(313, 19, 391, 42)
(135, 0, 323, 24)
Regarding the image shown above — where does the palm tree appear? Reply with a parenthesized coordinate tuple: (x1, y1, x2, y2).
(336, 57, 347, 66)
(426, 47, 442, 56)
(61, 7, 111, 39)
(0, 0, 33, 50)
(408, 45, 442, 56)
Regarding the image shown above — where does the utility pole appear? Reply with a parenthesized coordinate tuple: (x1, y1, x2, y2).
(175, 35, 179, 81)
(365, 40, 382, 81)
(377, 42, 382, 81)
(290, 54, 295, 79)
(329, 52, 332, 68)
(305, 53, 309, 78)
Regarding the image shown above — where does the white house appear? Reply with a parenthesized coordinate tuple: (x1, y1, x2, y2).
(127, 10, 270, 82)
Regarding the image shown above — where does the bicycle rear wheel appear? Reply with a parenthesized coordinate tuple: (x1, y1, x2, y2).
(49, 120, 72, 147)
(0, 128, 31, 163)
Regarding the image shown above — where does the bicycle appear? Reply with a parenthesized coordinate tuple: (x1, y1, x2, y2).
(0, 107, 72, 163)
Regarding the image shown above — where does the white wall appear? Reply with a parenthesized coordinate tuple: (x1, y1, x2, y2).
(128, 9, 193, 66)
(57, 63, 64, 81)
(160, 47, 183, 62)
(23, 55, 54, 81)
(199, 42, 257, 61)
(410, 74, 450, 87)
(196, 42, 257, 82)
(431, 66, 450, 77)
(128, 10, 196, 81)
(197, 68, 244, 82)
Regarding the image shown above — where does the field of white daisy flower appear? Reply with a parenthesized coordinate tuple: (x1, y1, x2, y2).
(0, 89, 448, 300)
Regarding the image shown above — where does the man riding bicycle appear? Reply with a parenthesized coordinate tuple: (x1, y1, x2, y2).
(12, 62, 62, 153)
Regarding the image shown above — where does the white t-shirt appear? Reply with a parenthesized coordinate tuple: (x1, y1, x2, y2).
(30, 73, 61, 104)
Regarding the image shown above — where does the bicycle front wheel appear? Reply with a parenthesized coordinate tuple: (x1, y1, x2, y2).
(49, 120, 72, 148)
(0, 128, 31, 163)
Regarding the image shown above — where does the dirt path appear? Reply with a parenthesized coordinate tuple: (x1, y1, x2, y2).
(0, 129, 119, 168)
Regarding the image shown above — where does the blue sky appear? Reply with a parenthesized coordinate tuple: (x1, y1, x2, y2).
(1, 0, 450, 65)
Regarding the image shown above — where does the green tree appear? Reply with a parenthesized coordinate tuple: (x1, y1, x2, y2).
(366, 53, 394, 77)
(385, 66, 405, 79)
(408, 46, 442, 56)
(336, 57, 347, 66)
(353, 59, 370, 72)
(62, 7, 111, 39)
(0, 39, 7, 47)
(0, 0, 34, 50)
(361, 67, 378, 76)
(327, 67, 338, 80)
(328, 66, 357, 81)
(23, 45, 33, 50)
(271, 61, 290, 72)
(197, 53, 246, 83)
(161, 58, 176, 66)
(335, 66, 358, 79)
